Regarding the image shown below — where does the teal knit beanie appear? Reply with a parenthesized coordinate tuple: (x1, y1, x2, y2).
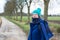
(32, 8, 41, 16)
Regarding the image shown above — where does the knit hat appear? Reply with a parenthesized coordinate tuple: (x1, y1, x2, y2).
(32, 8, 41, 16)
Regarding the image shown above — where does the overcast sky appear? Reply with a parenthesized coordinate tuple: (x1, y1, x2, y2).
(0, 0, 60, 15)
(0, 0, 6, 13)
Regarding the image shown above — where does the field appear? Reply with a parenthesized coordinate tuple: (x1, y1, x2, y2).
(6, 16, 60, 34)
(12, 16, 60, 22)
(48, 16, 60, 21)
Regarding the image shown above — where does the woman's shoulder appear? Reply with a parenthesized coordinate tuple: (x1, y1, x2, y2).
(39, 18, 48, 24)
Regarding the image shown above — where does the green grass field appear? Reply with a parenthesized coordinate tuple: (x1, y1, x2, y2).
(6, 16, 60, 34)
(48, 16, 60, 21)
(11, 16, 60, 22)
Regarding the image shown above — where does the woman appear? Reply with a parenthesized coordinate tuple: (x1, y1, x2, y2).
(28, 8, 53, 40)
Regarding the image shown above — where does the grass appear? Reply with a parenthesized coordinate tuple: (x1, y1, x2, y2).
(6, 16, 60, 34)
(11, 16, 32, 22)
(49, 22, 60, 28)
(12, 16, 60, 21)
(48, 16, 60, 21)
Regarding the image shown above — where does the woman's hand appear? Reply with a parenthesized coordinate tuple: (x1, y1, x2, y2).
(32, 14, 39, 18)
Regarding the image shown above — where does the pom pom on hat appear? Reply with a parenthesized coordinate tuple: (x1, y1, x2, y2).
(32, 8, 41, 16)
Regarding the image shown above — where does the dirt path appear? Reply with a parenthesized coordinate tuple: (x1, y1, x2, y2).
(0, 17, 27, 40)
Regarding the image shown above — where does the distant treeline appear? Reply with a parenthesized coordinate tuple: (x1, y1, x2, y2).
(0, 12, 31, 16)
(0, 12, 60, 17)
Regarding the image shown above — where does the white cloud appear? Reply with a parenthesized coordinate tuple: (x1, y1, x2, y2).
(0, 0, 6, 13)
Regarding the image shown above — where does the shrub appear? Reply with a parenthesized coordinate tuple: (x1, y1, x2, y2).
(56, 27, 60, 33)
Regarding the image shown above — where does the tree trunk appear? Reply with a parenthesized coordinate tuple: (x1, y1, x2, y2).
(28, 6, 30, 23)
(26, 0, 32, 23)
(16, 12, 18, 20)
(15, 8, 18, 21)
(14, 9, 16, 20)
(20, 6, 23, 22)
(10, 12, 12, 19)
(44, 0, 50, 21)
(11, 10, 15, 19)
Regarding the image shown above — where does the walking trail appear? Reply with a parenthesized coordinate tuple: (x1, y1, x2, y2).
(0, 17, 27, 40)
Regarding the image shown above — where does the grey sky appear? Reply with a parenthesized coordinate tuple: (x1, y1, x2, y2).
(0, 0, 6, 13)
(0, 0, 60, 15)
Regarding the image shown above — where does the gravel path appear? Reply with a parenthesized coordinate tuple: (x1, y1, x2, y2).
(0, 17, 27, 40)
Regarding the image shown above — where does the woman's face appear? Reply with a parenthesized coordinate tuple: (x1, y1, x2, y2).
(32, 14, 39, 18)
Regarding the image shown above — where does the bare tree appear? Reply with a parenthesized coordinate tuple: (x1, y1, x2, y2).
(25, 0, 32, 23)
(44, 0, 50, 21)
(17, 0, 25, 22)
